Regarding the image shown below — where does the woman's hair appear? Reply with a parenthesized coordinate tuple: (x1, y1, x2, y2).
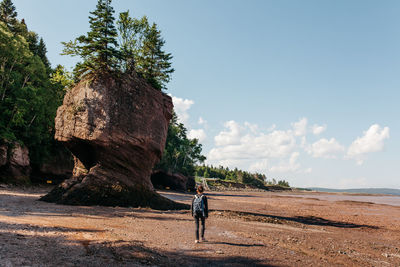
(197, 185, 204, 193)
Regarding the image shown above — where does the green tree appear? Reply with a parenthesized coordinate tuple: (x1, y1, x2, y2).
(116, 12, 174, 90)
(136, 22, 174, 90)
(0, 21, 65, 165)
(0, 0, 17, 32)
(278, 180, 290, 187)
(156, 112, 206, 176)
(37, 37, 50, 70)
(116, 11, 147, 72)
(62, 0, 121, 78)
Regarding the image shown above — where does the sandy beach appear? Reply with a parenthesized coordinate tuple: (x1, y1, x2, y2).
(1, 186, 399, 266)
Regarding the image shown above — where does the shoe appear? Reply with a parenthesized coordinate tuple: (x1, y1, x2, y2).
(200, 238, 206, 242)
(195, 240, 199, 243)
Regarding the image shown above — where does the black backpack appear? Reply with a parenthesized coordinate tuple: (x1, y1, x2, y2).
(193, 194, 204, 215)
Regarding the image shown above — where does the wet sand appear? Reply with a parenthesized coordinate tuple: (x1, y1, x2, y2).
(0, 187, 399, 266)
(279, 192, 400, 207)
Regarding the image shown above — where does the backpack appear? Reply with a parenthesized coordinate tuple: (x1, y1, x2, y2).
(193, 194, 204, 215)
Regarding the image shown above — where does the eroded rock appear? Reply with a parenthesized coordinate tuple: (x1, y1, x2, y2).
(0, 143, 31, 184)
(41, 73, 187, 210)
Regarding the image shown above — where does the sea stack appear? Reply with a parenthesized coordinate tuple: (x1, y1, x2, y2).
(41, 73, 187, 210)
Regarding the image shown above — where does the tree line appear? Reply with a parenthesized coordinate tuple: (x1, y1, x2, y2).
(0, 0, 65, 166)
(195, 165, 290, 188)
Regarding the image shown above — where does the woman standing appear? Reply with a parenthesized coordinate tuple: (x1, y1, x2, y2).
(191, 185, 209, 243)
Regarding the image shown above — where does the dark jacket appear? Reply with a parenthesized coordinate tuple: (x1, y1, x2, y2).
(191, 194, 208, 218)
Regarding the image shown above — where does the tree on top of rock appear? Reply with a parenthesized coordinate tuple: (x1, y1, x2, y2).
(136, 22, 174, 90)
(62, 0, 121, 78)
(117, 11, 174, 90)
(0, 0, 18, 32)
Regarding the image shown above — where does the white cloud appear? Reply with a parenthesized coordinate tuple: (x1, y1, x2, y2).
(198, 117, 207, 126)
(188, 129, 207, 142)
(171, 96, 194, 125)
(244, 122, 259, 134)
(267, 124, 276, 132)
(292, 118, 308, 136)
(209, 121, 297, 171)
(269, 152, 301, 173)
(307, 138, 345, 158)
(214, 120, 243, 146)
(300, 136, 307, 148)
(304, 168, 312, 174)
(249, 159, 269, 173)
(312, 124, 327, 135)
(347, 124, 390, 165)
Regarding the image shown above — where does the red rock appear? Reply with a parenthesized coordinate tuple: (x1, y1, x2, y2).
(41, 73, 188, 210)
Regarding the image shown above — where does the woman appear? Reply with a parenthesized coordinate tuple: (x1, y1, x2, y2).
(191, 185, 209, 243)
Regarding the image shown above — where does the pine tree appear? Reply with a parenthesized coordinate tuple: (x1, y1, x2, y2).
(136, 22, 174, 90)
(0, 0, 17, 32)
(37, 37, 50, 70)
(116, 12, 174, 90)
(62, 0, 120, 78)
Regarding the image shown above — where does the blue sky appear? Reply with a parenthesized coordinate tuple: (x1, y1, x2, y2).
(13, 0, 399, 188)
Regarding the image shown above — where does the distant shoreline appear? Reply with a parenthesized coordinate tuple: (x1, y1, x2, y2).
(304, 187, 400, 196)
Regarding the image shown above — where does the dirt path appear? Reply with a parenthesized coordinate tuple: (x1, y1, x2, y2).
(0, 187, 400, 266)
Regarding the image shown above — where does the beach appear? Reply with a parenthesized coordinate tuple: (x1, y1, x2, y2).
(0, 186, 399, 266)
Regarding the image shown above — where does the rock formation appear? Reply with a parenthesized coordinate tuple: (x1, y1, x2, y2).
(41, 74, 188, 210)
(151, 170, 195, 191)
(0, 142, 31, 184)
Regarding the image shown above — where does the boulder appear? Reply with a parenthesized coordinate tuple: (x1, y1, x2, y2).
(0, 143, 31, 184)
(41, 73, 188, 210)
(151, 170, 195, 191)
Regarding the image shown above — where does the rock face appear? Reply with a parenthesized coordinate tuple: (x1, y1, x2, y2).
(0, 145, 6, 167)
(0, 143, 31, 184)
(40, 74, 187, 209)
(151, 170, 195, 191)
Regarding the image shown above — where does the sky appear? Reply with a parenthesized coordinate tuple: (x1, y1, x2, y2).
(12, 0, 400, 189)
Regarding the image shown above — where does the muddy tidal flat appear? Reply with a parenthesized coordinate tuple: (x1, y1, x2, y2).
(0, 187, 400, 266)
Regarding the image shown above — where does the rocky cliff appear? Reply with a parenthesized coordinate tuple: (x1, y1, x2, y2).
(41, 73, 187, 210)
(0, 143, 31, 184)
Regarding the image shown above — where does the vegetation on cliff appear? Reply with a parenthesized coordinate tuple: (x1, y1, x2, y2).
(0, 0, 277, 191)
(155, 113, 206, 176)
(0, 0, 66, 167)
(195, 165, 290, 188)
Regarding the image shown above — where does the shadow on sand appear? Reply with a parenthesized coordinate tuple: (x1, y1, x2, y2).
(0, 220, 275, 267)
(214, 210, 379, 229)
